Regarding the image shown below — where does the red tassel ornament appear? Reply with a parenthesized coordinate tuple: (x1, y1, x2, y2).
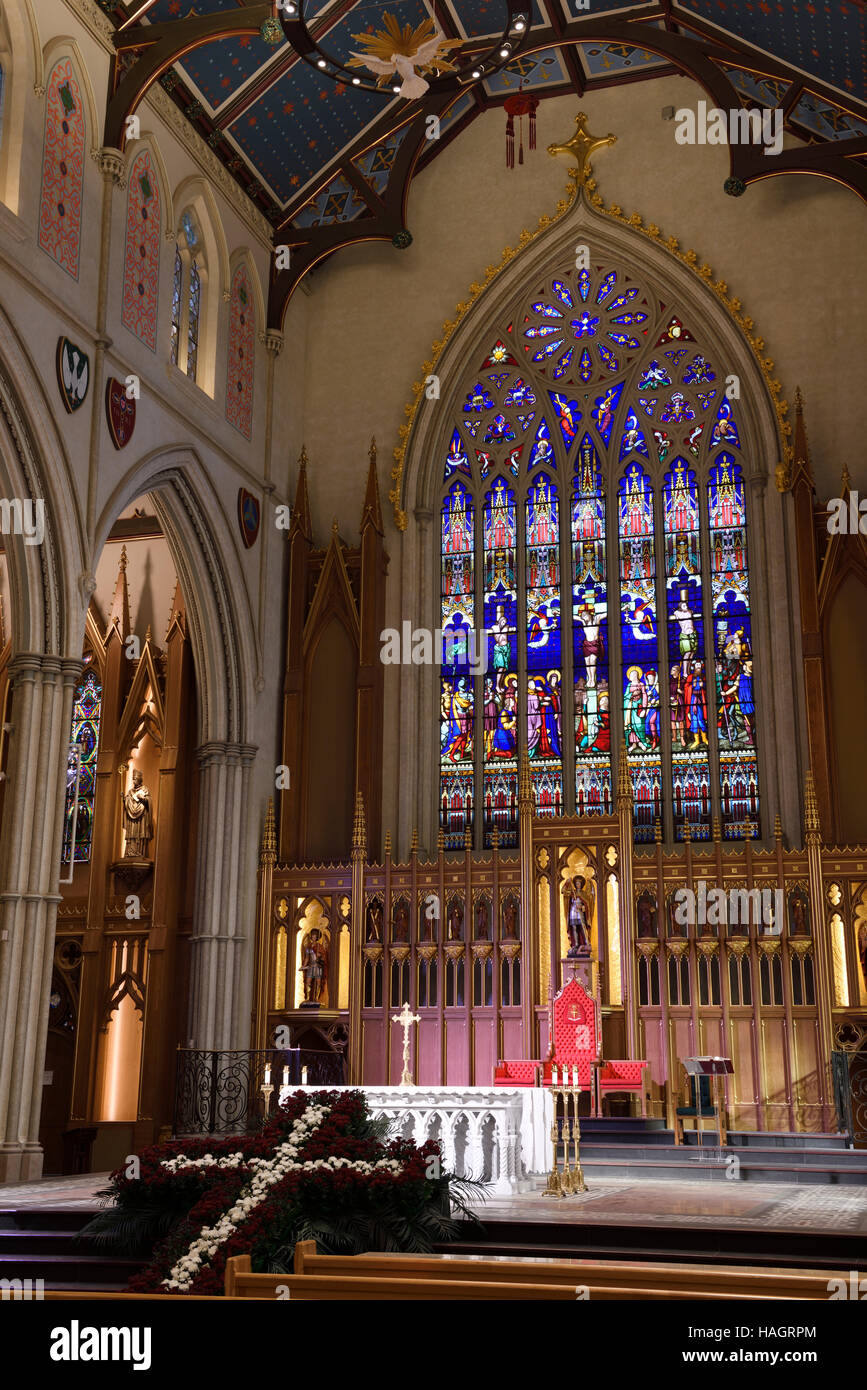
(504, 89, 539, 169)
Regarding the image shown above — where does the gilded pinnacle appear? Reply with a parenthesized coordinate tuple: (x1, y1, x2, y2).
(384, 829, 392, 856)
(352, 790, 366, 851)
(411, 827, 419, 853)
(804, 769, 820, 837)
(261, 797, 276, 863)
(298, 444, 308, 468)
(616, 741, 632, 803)
(437, 827, 445, 853)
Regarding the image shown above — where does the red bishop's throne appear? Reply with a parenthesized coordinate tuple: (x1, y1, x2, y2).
(495, 973, 648, 1116)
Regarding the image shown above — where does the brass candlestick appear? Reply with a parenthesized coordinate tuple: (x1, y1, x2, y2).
(261, 1081, 274, 1119)
(558, 1089, 572, 1189)
(570, 1086, 587, 1193)
(541, 1092, 565, 1198)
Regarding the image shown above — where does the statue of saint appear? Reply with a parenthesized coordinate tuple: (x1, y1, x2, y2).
(392, 902, 409, 943)
(447, 900, 464, 941)
(475, 899, 490, 940)
(502, 899, 519, 940)
(300, 928, 327, 1004)
(637, 894, 657, 938)
(564, 874, 592, 956)
(122, 769, 153, 859)
(366, 901, 383, 942)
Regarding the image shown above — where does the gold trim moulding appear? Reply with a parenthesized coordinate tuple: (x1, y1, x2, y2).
(391, 165, 794, 529)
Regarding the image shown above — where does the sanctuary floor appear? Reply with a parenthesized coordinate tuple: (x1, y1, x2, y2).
(2, 1172, 866, 1238)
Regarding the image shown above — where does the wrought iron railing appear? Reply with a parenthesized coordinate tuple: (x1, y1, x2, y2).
(173, 1047, 346, 1137)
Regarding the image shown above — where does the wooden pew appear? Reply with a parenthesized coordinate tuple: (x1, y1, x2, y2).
(224, 1255, 582, 1299)
(223, 1249, 844, 1300)
(287, 1243, 850, 1301)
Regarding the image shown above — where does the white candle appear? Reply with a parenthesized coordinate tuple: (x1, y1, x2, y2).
(552, 1064, 558, 1085)
(264, 1064, 271, 1085)
(573, 1064, 578, 1088)
(301, 1065, 308, 1085)
(282, 1065, 289, 1086)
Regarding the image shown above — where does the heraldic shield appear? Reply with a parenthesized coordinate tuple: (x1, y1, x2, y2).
(105, 377, 136, 449)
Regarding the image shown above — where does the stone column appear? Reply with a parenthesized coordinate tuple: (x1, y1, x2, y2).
(0, 654, 80, 1181)
(186, 741, 257, 1051)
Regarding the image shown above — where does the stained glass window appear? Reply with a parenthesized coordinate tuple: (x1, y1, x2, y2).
(437, 263, 761, 845)
(619, 462, 662, 839)
(482, 476, 518, 847)
(573, 435, 610, 813)
(525, 473, 562, 816)
(664, 458, 710, 839)
(441, 478, 475, 848)
(62, 667, 101, 863)
(709, 455, 760, 837)
(170, 248, 181, 366)
(187, 260, 201, 382)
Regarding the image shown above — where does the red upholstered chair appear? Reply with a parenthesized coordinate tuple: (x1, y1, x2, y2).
(542, 977, 600, 1099)
(493, 1059, 539, 1087)
(596, 1058, 649, 1117)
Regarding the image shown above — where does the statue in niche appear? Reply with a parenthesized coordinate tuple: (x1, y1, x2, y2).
(789, 890, 810, 937)
(447, 899, 464, 941)
(637, 892, 658, 939)
(366, 901, 383, 942)
(502, 898, 519, 940)
(300, 928, 327, 1004)
(392, 901, 410, 943)
(122, 769, 153, 858)
(858, 922, 867, 993)
(564, 874, 593, 956)
(475, 898, 490, 940)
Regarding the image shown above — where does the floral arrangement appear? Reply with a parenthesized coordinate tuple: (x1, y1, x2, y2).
(83, 1090, 480, 1295)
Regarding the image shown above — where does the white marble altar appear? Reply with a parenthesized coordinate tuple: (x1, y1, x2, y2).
(328, 1085, 553, 1195)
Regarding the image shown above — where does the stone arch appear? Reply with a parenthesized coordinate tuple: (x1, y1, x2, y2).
(393, 193, 802, 854)
(0, 301, 84, 657)
(94, 445, 258, 746)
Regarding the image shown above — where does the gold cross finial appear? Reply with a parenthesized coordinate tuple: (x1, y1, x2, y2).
(548, 112, 616, 184)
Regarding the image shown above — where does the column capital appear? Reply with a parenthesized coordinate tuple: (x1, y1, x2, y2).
(94, 146, 126, 186)
(195, 740, 258, 768)
(263, 329, 284, 358)
(7, 652, 80, 685)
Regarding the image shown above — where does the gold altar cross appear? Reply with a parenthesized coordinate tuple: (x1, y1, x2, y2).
(391, 1000, 421, 1087)
(548, 112, 617, 184)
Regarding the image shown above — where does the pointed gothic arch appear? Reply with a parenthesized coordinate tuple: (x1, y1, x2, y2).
(396, 188, 803, 855)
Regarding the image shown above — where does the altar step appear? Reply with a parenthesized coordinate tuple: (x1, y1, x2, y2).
(571, 1137, 864, 1184)
(0, 1208, 145, 1291)
(579, 1118, 851, 1150)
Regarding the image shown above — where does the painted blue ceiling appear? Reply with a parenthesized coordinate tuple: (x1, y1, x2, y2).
(124, 0, 867, 224)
